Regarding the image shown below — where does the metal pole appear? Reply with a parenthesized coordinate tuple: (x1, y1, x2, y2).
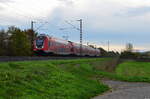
(30, 21, 36, 51)
(31, 21, 35, 30)
(79, 19, 82, 56)
(64, 19, 83, 56)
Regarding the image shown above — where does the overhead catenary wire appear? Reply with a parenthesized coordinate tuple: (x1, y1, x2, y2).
(65, 20, 80, 31)
(63, 19, 83, 56)
(34, 21, 49, 32)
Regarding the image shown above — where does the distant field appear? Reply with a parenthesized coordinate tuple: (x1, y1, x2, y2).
(116, 61, 150, 77)
(0, 58, 112, 99)
(97, 61, 150, 82)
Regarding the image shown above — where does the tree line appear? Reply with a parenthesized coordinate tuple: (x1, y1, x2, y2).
(89, 45, 120, 57)
(0, 26, 37, 56)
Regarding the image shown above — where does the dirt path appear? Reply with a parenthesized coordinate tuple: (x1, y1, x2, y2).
(92, 80, 150, 99)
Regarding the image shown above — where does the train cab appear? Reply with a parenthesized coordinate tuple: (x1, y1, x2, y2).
(33, 34, 49, 53)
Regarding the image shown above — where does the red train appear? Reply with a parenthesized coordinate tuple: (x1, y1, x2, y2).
(33, 34, 100, 56)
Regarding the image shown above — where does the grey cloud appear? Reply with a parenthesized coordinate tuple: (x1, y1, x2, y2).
(0, 0, 14, 11)
(0, 6, 3, 9)
(116, 6, 150, 17)
(0, 0, 13, 3)
(127, 6, 150, 16)
(58, 0, 74, 5)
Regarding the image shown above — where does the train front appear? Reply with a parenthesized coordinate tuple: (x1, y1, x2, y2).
(33, 34, 49, 54)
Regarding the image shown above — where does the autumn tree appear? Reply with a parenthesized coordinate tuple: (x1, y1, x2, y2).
(25, 29, 37, 55)
(98, 47, 108, 56)
(89, 45, 95, 48)
(8, 26, 31, 56)
(0, 30, 8, 55)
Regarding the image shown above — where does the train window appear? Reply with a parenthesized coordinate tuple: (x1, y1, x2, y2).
(56, 42, 59, 46)
(36, 36, 45, 48)
(49, 41, 51, 46)
(57, 43, 59, 46)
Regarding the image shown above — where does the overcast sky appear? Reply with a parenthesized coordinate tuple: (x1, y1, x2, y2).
(0, 0, 150, 51)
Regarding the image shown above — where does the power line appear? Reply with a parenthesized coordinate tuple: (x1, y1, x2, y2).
(65, 20, 80, 31)
(64, 19, 83, 56)
(59, 27, 75, 30)
(34, 21, 48, 32)
(62, 35, 69, 40)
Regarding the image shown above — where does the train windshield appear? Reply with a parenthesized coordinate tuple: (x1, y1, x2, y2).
(36, 36, 45, 48)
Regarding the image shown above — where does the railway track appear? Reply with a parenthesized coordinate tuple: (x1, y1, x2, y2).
(0, 56, 100, 62)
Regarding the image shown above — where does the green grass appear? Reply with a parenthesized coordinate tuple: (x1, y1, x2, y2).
(116, 61, 150, 77)
(4, 58, 150, 98)
(0, 58, 111, 99)
(96, 61, 150, 83)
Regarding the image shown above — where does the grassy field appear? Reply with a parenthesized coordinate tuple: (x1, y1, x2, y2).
(2, 57, 150, 98)
(97, 61, 150, 82)
(116, 61, 150, 77)
(0, 58, 113, 99)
